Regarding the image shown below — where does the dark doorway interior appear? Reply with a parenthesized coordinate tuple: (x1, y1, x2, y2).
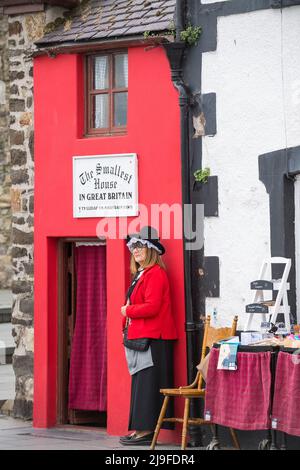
(57, 239, 107, 427)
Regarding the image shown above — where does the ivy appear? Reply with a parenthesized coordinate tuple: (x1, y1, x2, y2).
(180, 25, 202, 46)
(194, 167, 210, 184)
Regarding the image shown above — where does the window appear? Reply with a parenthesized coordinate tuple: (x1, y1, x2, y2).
(85, 52, 128, 136)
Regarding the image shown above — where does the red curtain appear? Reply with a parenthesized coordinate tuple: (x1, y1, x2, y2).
(68, 245, 107, 411)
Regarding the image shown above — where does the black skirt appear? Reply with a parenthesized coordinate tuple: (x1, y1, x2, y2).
(128, 339, 175, 431)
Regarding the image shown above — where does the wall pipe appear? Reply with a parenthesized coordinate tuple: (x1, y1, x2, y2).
(163, 0, 203, 446)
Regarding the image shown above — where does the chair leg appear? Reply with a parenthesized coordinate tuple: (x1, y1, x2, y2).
(229, 428, 240, 450)
(207, 424, 221, 450)
(181, 398, 190, 450)
(150, 395, 170, 450)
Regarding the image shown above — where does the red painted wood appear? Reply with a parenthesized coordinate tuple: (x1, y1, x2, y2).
(33, 46, 186, 440)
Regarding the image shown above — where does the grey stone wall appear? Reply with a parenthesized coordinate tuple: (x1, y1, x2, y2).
(0, 14, 12, 290)
(6, 5, 67, 420)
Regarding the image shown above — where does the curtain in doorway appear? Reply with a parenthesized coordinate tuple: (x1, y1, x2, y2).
(68, 245, 107, 411)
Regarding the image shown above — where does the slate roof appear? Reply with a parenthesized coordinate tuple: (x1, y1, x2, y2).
(36, 0, 176, 46)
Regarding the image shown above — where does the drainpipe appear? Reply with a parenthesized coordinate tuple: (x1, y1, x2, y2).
(175, 0, 184, 41)
(163, 0, 203, 447)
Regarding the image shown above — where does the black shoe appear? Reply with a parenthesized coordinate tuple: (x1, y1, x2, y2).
(120, 432, 154, 446)
(119, 433, 136, 443)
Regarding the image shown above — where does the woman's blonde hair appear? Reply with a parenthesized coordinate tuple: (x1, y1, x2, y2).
(130, 247, 165, 276)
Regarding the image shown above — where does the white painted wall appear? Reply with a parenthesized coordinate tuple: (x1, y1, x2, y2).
(201, 7, 300, 329)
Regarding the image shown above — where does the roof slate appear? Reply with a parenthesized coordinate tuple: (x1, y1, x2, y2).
(36, 0, 176, 46)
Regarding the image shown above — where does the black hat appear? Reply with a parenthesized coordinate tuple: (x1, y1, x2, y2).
(126, 225, 165, 255)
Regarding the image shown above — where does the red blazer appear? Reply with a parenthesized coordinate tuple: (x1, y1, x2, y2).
(123, 264, 178, 340)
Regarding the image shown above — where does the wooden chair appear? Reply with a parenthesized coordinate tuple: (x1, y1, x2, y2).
(150, 315, 240, 450)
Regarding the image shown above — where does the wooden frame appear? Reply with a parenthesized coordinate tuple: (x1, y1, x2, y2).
(0, 0, 77, 14)
(33, 37, 167, 58)
(57, 237, 106, 426)
(85, 51, 128, 137)
(57, 239, 68, 424)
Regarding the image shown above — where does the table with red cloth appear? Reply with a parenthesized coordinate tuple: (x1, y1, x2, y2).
(204, 345, 276, 431)
(271, 348, 300, 437)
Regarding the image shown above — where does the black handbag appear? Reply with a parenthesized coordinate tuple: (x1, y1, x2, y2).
(123, 325, 151, 352)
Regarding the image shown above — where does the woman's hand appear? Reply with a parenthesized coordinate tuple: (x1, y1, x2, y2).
(121, 299, 129, 317)
(121, 305, 127, 317)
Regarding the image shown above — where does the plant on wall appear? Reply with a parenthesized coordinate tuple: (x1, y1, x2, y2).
(194, 167, 210, 184)
(180, 25, 202, 46)
(143, 21, 176, 40)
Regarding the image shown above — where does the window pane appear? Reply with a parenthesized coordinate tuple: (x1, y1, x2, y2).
(114, 54, 128, 88)
(114, 92, 127, 127)
(94, 56, 109, 90)
(93, 94, 109, 128)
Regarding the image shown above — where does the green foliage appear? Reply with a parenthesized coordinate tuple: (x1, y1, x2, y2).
(143, 22, 176, 40)
(180, 24, 202, 46)
(44, 17, 65, 34)
(194, 167, 210, 184)
(167, 21, 176, 39)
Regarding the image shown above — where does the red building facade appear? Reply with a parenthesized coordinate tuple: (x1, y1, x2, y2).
(33, 43, 186, 437)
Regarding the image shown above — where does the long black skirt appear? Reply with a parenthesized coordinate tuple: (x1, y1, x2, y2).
(128, 339, 175, 431)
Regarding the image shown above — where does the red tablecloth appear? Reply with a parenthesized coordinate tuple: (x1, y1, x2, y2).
(272, 350, 300, 437)
(204, 347, 272, 430)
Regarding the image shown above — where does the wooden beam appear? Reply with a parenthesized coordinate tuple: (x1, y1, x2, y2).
(45, 0, 78, 6)
(33, 36, 171, 57)
(0, 0, 78, 13)
(2, 5, 45, 15)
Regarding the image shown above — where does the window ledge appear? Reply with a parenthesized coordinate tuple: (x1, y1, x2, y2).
(83, 130, 127, 139)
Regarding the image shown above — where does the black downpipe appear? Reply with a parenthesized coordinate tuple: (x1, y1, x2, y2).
(163, 1, 203, 447)
(175, 79, 195, 384)
(175, 0, 184, 41)
(174, 0, 195, 386)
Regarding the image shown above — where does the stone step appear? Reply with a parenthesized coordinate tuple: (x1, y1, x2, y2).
(0, 290, 12, 324)
(0, 347, 14, 365)
(0, 323, 15, 364)
(0, 308, 11, 324)
(0, 399, 14, 416)
(0, 364, 15, 405)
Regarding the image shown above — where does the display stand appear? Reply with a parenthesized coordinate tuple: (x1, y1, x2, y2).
(244, 257, 291, 332)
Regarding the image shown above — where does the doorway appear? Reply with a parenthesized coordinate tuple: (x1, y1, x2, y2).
(57, 238, 107, 427)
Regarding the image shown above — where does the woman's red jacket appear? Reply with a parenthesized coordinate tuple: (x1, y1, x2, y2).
(123, 264, 178, 340)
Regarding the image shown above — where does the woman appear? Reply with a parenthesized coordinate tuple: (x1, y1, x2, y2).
(120, 226, 178, 446)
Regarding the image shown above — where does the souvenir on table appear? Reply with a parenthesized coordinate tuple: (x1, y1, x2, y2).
(217, 337, 239, 371)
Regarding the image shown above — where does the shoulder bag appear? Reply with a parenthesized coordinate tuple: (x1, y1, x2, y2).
(123, 319, 151, 352)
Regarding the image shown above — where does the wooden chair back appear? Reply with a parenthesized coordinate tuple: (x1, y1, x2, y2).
(198, 314, 238, 390)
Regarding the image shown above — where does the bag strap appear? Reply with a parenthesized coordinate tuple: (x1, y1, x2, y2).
(126, 270, 144, 302)
(125, 270, 144, 330)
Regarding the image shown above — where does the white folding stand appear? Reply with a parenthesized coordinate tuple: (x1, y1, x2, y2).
(244, 257, 291, 332)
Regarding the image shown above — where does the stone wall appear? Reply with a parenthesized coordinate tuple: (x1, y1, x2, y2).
(7, 5, 67, 420)
(0, 14, 12, 290)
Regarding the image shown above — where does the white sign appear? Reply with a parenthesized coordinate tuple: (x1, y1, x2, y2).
(73, 153, 138, 218)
